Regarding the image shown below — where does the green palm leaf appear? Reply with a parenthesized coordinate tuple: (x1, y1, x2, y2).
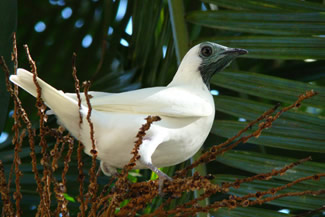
(0, 0, 324, 216)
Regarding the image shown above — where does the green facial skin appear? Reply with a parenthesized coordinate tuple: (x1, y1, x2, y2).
(198, 42, 247, 89)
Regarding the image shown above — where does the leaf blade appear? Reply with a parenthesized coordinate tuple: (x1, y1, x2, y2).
(212, 71, 325, 108)
(213, 174, 324, 210)
(215, 150, 325, 186)
(211, 120, 325, 152)
(186, 11, 325, 36)
(196, 36, 325, 59)
(202, 0, 325, 12)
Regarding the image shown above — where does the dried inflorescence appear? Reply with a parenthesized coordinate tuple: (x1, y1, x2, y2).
(104, 115, 161, 217)
(0, 35, 324, 217)
(71, 54, 87, 216)
(24, 44, 54, 216)
(1, 36, 45, 216)
(0, 35, 81, 217)
(82, 80, 100, 217)
(0, 160, 14, 216)
(176, 92, 317, 178)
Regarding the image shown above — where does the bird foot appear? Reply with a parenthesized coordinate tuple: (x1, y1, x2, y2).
(142, 162, 173, 196)
(151, 167, 172, 196)
(158, 174, 172, 196)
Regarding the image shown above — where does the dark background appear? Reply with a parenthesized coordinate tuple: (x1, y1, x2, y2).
(0, 0, 324, 216)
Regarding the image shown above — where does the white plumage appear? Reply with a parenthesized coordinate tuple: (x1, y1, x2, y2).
(10, 42, 246, 179)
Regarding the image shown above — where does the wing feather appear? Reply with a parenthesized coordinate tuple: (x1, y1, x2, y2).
(66, 87, 213, 117)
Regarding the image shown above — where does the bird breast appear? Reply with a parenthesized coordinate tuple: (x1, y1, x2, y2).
(79, 105, 215, 169)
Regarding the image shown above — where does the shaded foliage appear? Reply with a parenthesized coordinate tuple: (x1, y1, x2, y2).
(0, 0, 324, 216)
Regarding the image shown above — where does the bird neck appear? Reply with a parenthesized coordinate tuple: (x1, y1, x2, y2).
(169, 68, 204, 88)
(168, 54, 206, 89)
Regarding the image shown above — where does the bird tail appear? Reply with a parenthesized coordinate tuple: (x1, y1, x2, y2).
(10, 68, 82, 138)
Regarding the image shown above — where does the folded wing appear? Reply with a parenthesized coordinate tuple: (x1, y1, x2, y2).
(67, 87, 213, 118)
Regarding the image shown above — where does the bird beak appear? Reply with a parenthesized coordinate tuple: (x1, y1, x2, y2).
(221, 48, 248, 56)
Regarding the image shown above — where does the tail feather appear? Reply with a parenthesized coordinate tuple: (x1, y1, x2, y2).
(10, 68, 83, 138)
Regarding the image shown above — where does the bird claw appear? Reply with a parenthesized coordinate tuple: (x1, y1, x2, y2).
(141, 161, 173, 196)
(159, 171, 173, 181)
(158, 172, 173, 196)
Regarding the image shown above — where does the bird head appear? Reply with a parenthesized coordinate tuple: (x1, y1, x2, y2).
(171, 42, 247, 89)
(198, 42, 247, 89)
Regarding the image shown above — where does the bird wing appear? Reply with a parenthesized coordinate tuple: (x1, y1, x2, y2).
(66, 87, 213, 118)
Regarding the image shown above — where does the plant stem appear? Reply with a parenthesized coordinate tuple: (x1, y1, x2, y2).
(167, 0, 189, 63)
(168, 1, 209, 217)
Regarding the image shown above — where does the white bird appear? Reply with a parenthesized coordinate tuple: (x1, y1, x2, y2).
(10, 42, 247, 182)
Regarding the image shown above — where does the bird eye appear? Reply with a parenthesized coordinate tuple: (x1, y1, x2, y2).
(201, 46, 213, 57)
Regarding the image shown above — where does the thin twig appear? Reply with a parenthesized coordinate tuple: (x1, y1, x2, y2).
(222, 156, 312, 189)
(83, 81, 99, 217)
(72, 52, 83, 126)
(0, 160, 14, 216)
(71, 54, 86, 216)
(104, 116, 161, 217)
(1, 54, 44, 214)
(10, 33, 23, 217)
(24, 44, 52, 216)
(178, 90, 317, 177)
(293, 204, 325, 217)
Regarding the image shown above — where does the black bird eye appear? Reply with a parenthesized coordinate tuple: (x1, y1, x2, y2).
(201, 46, 213, 57)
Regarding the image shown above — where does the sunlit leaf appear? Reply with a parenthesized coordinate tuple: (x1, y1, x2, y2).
(213, 174, 324, 210)
(212, 120, 324, 152)
(63, 193, 76, 202)
(214, 95, 324, 127)
(212, 70, 325, 108)
(216, 150, 325, 186)
(186, 11, 325, 36)
(213, 206, 292, 217)
(196, 36, 325, 59)
(1, 0, 324, 216)
(202, 0, 325, 12)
